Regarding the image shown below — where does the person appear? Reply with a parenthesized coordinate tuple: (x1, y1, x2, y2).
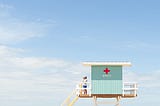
(82, 76, 87, 95)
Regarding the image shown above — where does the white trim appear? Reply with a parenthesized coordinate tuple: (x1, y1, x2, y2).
(123, 82, 138, 84)
(83, 61, 131, 66)
(122, 88, 138, 90)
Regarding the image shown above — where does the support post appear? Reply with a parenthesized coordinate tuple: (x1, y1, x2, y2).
(115, 96, 121, 106)
(93, 96, 97, 106)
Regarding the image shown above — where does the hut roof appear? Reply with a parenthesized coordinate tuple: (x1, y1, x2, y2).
(82, 61, 131, 66)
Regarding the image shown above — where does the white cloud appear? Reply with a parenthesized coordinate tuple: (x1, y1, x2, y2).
(0, 3, 13, 9)
(0, 19, 52, 43)
(125, 41, 150, 49)
(0, 3, 53, 44)
(0, 45, 24, 56)
(123, 70, 160, 88)
(0, 45, 87, 103)
(0, 3, 13, 17)
(0, 45, 160, 106)
(122, 41, 160, 50)
(123, 70, 160, 106)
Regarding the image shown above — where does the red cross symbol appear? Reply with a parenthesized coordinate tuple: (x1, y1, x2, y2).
(104, 68, 110, 74)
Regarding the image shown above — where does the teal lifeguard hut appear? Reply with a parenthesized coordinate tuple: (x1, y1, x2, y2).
(61, 61, 138, 106)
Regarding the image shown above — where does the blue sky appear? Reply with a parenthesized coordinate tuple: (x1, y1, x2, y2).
(0, 0, 160, 106)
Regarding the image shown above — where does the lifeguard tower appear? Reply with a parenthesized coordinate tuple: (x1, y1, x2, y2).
(61, 61, 138, 106)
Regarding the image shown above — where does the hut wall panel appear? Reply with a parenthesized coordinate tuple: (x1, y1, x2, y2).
(91, 80, 122, 94)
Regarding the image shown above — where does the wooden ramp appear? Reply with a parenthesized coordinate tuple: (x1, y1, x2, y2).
(61, 90, 79, 106)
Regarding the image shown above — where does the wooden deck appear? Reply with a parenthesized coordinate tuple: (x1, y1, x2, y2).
(78, 94, 92, 98)
(123, 94, 137, 98)
(78, 94, 137, 98)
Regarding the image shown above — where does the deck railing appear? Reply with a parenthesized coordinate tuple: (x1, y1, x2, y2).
(122, 82, 138, 97)
(75, 82, 138, 97)
(75, 82, 91, 96)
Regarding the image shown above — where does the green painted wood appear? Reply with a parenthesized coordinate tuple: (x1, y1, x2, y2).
(91, 65, 122, 80)
(91, 65, 123, 94)
(91, 80, 122, 94)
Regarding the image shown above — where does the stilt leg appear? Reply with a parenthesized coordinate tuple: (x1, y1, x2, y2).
(115, 96, 121, 106)
(93, 96, 97, 106)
